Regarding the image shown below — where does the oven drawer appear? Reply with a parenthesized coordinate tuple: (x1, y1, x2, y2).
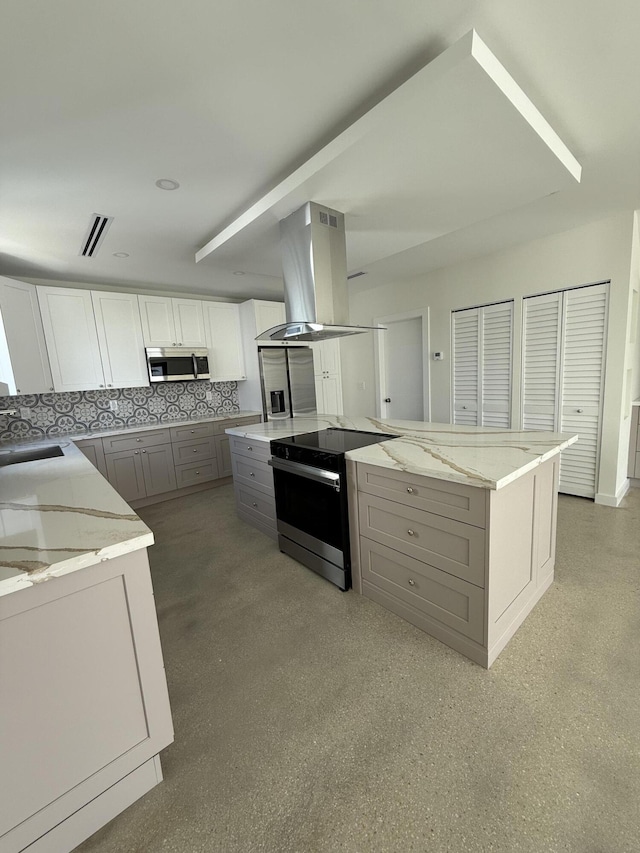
(172, 436, 216, 466)
(170, 422, 215, 442)
(229, 436, 271, 463)
(174, 458, 219, 489)
(231, 454, 274, 494)
(360, 537, 484, 644)
(358, 493, 485, 587)
(102, 428, 172, 454)
(357, 463, 486, 528)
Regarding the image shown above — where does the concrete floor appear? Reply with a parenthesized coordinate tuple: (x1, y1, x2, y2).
(77, 485, 640, 853)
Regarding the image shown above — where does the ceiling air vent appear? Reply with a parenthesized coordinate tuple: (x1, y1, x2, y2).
(347, 271, 367, 280)
(80, 213, 113, 257)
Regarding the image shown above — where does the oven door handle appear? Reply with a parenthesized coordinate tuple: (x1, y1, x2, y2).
(268, 457, 341, 491)
(192, 353, 198, 380)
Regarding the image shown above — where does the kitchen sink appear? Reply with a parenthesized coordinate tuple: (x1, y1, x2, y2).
(0, 445, 64, 467)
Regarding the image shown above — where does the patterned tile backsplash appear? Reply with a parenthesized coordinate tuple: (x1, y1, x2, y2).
(0, 381, 239, 444)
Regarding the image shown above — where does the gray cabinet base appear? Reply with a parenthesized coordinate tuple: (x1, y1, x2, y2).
(130, 475, 232, 508)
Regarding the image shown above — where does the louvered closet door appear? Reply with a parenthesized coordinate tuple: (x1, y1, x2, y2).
(452, 309, 479, 425)
(522, 292, 563, 431)
(559, 284, 608, 498)
(481, 302, 513, 428)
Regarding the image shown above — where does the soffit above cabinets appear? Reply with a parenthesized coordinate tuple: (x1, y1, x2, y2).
(196, 30, 580, 277)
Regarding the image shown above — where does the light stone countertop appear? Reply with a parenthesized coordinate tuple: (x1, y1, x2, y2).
(225, 415, 578, 491)
(0, 411, 261, 598)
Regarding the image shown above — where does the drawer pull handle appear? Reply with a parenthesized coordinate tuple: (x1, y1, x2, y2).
(247, 445, 253, 451)
(407, 529, 415, 536)
(406, 487, 414, 494)
(408, 578, 416, 586)
(250, 471, 255, 477)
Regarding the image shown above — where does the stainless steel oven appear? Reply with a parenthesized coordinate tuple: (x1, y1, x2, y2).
(145, 347, 210, 383)
(269, 429, 396, 590)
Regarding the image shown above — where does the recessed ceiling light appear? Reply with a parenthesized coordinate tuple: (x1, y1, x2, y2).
(112, 252, 129, 258)
(233, 270, 245, 276)
(155, 178, 180, 191)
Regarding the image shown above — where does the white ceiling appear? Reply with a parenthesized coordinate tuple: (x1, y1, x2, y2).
(1, 1, 639, 300)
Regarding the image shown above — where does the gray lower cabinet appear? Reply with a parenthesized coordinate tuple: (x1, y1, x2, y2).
(0, 548, 173, 853)
(215, 434, 232, 477)
(75, 436, 107, 478)
(230, 441, 277, 540)
(352, 459, 560, 668)
(79, 415, 262, 507)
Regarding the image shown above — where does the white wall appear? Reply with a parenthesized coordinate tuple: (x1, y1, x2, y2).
(343, 211, 637, 504)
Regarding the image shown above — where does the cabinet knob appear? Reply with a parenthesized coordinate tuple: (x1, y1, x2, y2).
(407, 529, 415, 537)
(172, 342, 176, 346)
(577, 408, 584, 413)
(193, 448, 198, 453)
(195, 471, 200, 475)
(134, 450, 139, 455)
(250, 471, 255, 477)
(108, 384, 112, 388)
(252, 502, 257, 508)
(408, 578, 416, 586)
(407, 487, 414, 494)
(99, 384, 104, 388)
(16, 388, 20, 393)
(462, 405, 467, 410)
(190, 429, 195, 433)
(142, 450, 146, 454)
(178, 342, 182, 346)
(50, 387, 54, 391)
(247, 445, 253, 451)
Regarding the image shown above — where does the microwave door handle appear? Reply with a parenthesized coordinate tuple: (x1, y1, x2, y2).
(192, 353, 198, 379)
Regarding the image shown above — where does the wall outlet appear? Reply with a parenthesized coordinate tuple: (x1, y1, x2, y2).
(357, 381, 366, 391)
(433, 351, 444, 361)
(19, 407, 31, 420)
(109, 400, 118, 412)
(205, 390, 213, 401)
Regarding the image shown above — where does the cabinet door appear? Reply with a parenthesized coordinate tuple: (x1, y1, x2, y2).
(215, 433, 232, 477)
(105, 450, 146, 501)
(203, 302, 246, 380)
(314, 339, 341, 375)
(37, 287, 105, 392)
(138, 295, 176, 346)
(452, 309, 480, 425)
(0, 277, 54, 394)
(139, 445, 177, 497)
(172, 299, 205, 347)
(522, 292, 563, 431)
(254, 301, 285, 337)
(92, 291, 148, 389)
(321, 374, 343, 415)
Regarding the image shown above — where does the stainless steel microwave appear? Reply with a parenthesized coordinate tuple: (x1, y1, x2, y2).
(145, 347, 211, 383)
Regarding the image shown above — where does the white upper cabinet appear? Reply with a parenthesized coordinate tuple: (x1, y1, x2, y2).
(203, 302, 246, 381)
(313, 339, 341, 376)
(253, 300, 286, 338)
(0, 277, 54, 394)
(37, 286, 105, 392)
(139, 295, 205, 347)
(313, 339, 343, 414)
(92, 291, 149, 388)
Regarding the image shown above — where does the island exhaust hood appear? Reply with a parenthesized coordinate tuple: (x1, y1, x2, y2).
(255, 202, 384, 342)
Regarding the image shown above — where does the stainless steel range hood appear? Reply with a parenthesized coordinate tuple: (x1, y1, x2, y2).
(255, 202, 384, 342)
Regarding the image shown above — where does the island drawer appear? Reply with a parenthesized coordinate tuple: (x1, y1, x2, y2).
(174, 458, 219, 489)
(170, 422, 215, 442)
(102, 429, 172, 454)
(360, 538, 484, 643)
(357, 463, 486, 528)
(230, 436, 271, 463)
(172, 436, 216, 466)
(235, 483, 276, 524)
(358, 493, 485, 588)
(214, 415, 261, 434)
(231, 454, 274, 495)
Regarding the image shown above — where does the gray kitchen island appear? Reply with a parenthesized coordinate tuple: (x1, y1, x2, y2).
(226, 415, 577, 667)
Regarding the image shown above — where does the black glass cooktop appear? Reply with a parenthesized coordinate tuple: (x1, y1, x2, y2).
(273, 428, 396, 454)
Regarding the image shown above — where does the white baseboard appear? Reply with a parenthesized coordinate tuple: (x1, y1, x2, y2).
(595, 478, 631, 507)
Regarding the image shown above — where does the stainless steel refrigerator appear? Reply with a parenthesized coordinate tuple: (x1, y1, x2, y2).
(258, 346, 317, 420)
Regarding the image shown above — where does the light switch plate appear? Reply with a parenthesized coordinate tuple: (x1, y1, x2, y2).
(205, 391, 213, 401)
(19, 407, 31, 420)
